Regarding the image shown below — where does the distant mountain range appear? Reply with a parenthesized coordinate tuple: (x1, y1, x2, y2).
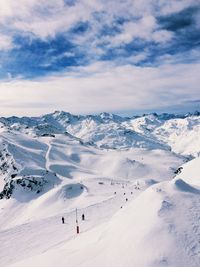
(0, 110, 200, 156)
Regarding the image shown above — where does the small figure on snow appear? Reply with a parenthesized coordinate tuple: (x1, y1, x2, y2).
(62, 217, 65, 224)
(82, 214, 85, 221)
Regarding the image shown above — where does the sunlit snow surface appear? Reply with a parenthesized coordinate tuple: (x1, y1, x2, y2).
(0, 112, 200, 267)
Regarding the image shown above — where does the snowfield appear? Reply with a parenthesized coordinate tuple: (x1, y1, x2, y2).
(0, 111, 200, 267)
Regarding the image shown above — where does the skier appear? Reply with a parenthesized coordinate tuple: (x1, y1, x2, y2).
(62, 217, 65, 224)
(82, 214, 85, 221)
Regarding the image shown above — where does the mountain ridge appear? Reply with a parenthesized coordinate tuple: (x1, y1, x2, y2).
(0, 110, 199, 156)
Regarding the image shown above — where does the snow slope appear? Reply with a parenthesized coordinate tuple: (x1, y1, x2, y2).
(154, 116, 200, 157)
(7, 157, 200, 267)
(125, 113, 200, 157)
(1, 110, 200, 156)
(176, 156, 200, 187)
(0, 111, 200, 267)
(0, 130, 183, 229)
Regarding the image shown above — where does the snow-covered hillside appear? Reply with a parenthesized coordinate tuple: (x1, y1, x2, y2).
(9, 174, 200, 267)
(0, 110, 200, 156)
(0, 111, 200, 267)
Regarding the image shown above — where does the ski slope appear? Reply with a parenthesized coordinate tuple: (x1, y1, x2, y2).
(5, 158, 200, 267)
(0, 111, 200, 267)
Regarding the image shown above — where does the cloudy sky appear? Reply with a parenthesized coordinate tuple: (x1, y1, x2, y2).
(0, 0, 200, 116)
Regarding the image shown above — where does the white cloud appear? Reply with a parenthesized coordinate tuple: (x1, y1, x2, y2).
(0, 62, 199, 116)
(0, 0, 199, 117)
(97, 15, 174, 53)
(0, 0, 196, 42)
(127, 52, 149, 64)
(152, 30, 174, 43)
(0, 34, 13, 50)
(107, 16, 157, 46)
(157, 0, 197, 16)
(0, 0, 101, 39)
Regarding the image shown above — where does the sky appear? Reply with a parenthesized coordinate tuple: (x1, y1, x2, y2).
(0, 0, 200, 117)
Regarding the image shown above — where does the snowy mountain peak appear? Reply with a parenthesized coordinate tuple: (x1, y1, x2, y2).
(0, 110, 199, 156)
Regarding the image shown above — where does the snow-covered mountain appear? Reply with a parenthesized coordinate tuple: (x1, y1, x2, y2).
(8, 157, 200, 267)
(0, 111, 200, 267)
(0, 110, 200, 155)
